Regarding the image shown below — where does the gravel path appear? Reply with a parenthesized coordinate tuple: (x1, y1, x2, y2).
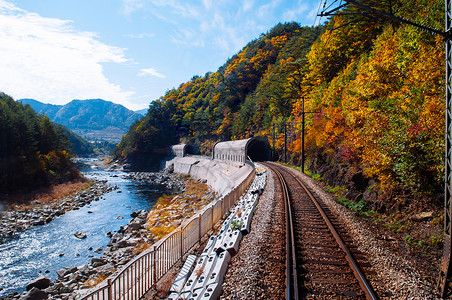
(221, 167, 286, 299)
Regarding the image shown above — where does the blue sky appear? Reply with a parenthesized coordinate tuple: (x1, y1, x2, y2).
(0, 0, 324, 110)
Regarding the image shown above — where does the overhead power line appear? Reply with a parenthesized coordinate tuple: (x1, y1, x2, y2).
(319, 0, 452, 40)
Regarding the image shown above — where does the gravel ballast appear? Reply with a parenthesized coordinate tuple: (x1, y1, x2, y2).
(286, 167, 439, 299)
(221, 165, 439, 299)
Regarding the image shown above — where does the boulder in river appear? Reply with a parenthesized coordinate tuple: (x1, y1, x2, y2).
(21, 287, 48, 300)
(26, 276, 51, 291)
(74, 231, 87, 239)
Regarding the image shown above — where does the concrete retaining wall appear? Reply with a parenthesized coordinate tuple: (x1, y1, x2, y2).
(166, 156, 254, 196)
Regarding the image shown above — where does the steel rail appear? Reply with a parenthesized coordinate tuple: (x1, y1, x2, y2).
(265, 162, 379, 300)
(263, 162, 298, 300)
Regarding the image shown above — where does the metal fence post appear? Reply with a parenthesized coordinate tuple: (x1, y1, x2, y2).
(107, 279, 112, 300)
(180, 230, 184, 257)
(198, 214, 202, 242)
(211, 206, 214, 231)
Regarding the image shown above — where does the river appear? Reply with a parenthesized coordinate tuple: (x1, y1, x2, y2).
(0, 159, 164, 296)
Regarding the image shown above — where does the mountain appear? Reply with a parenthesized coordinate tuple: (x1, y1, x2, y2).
(19, 98, 62, 118)
(19, 98, 143, 142)
(135, 108, 148, 115)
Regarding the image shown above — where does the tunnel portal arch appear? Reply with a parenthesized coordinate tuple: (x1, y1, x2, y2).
(170, 143, 198, 157)
(212, 137, 271, 164)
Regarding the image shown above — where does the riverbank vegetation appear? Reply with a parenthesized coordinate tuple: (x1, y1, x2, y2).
(2, 180, 90, 211)
(112, 0, 445, 260)
(0, 93, 83, 194)
(135, 176, 215, 253)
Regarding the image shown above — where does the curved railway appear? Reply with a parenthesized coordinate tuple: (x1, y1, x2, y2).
(262, 162, 379, 299)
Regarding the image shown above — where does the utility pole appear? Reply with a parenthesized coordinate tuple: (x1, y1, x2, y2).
(272, 122, 276, 158)
(438, 1, 452, 297)
(284, 121, 287, 163)
(301, 97, 306, 173)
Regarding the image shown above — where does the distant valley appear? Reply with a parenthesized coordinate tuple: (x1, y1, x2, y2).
(19, 98, 144, 142)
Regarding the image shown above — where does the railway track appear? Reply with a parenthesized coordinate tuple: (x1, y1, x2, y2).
(262, 162, 379, 299)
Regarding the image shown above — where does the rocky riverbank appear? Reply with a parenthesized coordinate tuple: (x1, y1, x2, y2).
(1, 169, 214, 300)
(121, 168, 186, 195)
(1, 209, 151, 300)
(0, 181, 117, 244)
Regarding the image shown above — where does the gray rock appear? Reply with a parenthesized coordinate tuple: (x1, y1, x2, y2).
(411, 211, 435, 221)
(91, 257, 107, 267)
(20, 287, 48, 300)
(47, 283, 73, 294)
(56, 267, 78, 278)
(67, 273, 83, 284)
(130, 222, 142, 230)
(33, 218, 45, 226)
(78, 265, 92, 276)
(130, 210, 143, 218)
(74, 231, 87, 239)
(26, 276, 51, 291)
(95, 263, 114, 275)
(127, 238, 143, 246)
(117, 239, 129, 248)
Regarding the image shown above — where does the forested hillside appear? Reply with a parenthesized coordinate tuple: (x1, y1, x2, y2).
(113, 22, 321, 169)
(0, 93, 81, 193)
(114, 0, 445, 211)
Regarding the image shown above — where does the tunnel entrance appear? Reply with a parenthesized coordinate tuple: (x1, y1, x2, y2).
(184, 144, 197, 155)
(246, 137, 272, 162)
(170, 143, 198, 157)
(212, 137, 272, 164)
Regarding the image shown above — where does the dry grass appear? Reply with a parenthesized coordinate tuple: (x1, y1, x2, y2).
(194, 266, 204, 277)
(4, 179, 91, 211)
(83, 274, 108, 288)
(143, 177, 215, 241)
(132, 242, 153, 256)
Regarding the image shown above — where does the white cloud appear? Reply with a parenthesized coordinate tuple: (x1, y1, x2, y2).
(0, 1, 137, 108)
(257, 0, 283, 18)
(138, 68, 166, 78)
(121, 0, 145, 15)
(242, 0, 254, 12)
(282, 1, 309, 22)
(125, 32, 155, 39)
(202, 0, 213, 10)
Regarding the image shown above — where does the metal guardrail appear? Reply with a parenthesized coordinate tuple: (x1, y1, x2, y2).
(80, 168, 255, 300)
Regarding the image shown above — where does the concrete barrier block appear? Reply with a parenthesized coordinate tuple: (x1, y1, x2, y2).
(212, 235, 226, 254)
(193, 254, 218, 291)
(201, 235, 217, 256)
(240, 214, 252, 235)
(224, 229, 243, 256)
(175, 291, 192, 299)
(181, 255, 207, 293)
(219, 213, 234, 232)
(190, 287, 205, 299)
(214, 227, 235, 254)
(198, 283, 222, 300)
(170, 254, 197, 293)
(167, 292, 181, 300)
(205, 251, 231, 287)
